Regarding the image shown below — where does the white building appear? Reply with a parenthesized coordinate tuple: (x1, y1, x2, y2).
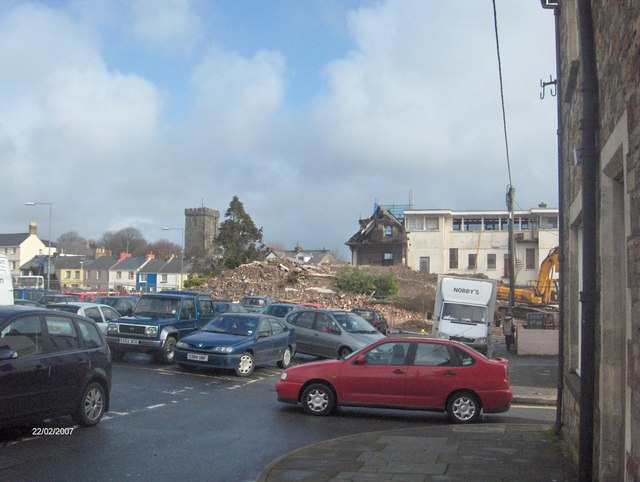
(404, 206, 559, 286)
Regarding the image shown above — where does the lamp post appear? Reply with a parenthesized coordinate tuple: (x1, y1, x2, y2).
(25, 201, 53, 290)
(161, 226, 184, 290)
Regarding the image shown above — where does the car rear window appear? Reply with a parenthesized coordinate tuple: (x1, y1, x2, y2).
(76, 319, 103, 349)
(45, 315, 80, 352)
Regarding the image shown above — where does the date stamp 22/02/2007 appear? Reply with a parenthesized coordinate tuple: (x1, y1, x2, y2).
(32, 427, 75, 436)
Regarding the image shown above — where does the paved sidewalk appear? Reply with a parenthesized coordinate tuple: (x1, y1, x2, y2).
(258, 423, 577, 481)
(258, 386, 570, 481)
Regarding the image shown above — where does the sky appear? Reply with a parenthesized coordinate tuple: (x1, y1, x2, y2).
(1, 0, 558, 259)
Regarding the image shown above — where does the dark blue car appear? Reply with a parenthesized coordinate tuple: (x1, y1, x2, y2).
(0, 305, 111, 428)
(174, 313, 296, 377)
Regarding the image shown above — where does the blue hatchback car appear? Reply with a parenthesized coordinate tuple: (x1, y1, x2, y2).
(0, 305, 111, 428)
(174, 313, 296, 377)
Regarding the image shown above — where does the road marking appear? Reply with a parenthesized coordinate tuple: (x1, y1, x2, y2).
(146, 403, 166, 410)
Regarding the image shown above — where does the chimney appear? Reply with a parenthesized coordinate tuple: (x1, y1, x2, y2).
(29, 221, 37, 235)
(146, 252, 155, 260)
(119, 252, 132, 260)
(538, 202, 548, 208)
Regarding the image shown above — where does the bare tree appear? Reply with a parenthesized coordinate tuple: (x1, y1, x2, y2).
(147, 239, 181, 260)
(100, 227, 148, 257)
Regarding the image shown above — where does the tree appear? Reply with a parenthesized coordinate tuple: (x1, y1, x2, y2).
(217, 196, 264, 270)
(57, 231, 86, 245)
(100, 227, 148, 257)
(147, 239, 181, 260)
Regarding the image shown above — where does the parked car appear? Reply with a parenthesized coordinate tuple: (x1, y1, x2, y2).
(106, 291, 215, 363)
(284, 309, 385, 359)
(0, 305, 111, 427)
(92, 296, 138, 316)
(213, 300, 248, 317)
(174, 313, 295, 377)
(276, 337, 512, 423)
(39, 293, 82, 306)
(14, 299, 44, 308)
(48, 302, 121, 334)
(264, 303, 301, 318)
(239, 295, 278, 313)
(350, 308, 389, 334)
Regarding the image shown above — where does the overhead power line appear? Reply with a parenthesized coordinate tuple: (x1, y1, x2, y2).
(492, 0, 513, 187)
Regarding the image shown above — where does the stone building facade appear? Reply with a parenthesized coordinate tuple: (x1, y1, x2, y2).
(546, 0, 639, 479)
(184, 207, 219, 260)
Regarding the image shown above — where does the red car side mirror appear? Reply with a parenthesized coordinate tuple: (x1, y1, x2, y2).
(354, 355, 367, 365)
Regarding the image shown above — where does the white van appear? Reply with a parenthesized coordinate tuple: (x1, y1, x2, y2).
(0, 256, 14, 305)
(432, 275, 497, 355)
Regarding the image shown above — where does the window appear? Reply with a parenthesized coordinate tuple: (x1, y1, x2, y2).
(96, 271, 101, 280)
(44, 315, 79, 351)
(452, 347, 475, 366)
(383, 252, 393, 260)
(464, 218, 482, 231)
(257, 320, 272, 337)
(413, 342, 452, 366)
(449, 248, 458, 269)
(65, 271, 71, 279)
(468, 254, 477, 269)
(77, 319, 102, 349)
(500, 217, 510, 231)
(484, 218, 499, 231)
(140, 274, 147, 282)
(83, 307, 102, 324)
(182, 300, 196, 320)
(384, 226, 393, 237)
(0, 315, 43, 357)
(520, 217, 530, 230)
(292, 311, 315, 329)
(425, 218, 438, 230)
(407, 216, 423, 230)
(526, 248, 536, 270)
(363, 342, 410, 365)
(116, 271, 122, 280)
(314, 313, 333, 332)
(452, 218, 462, 231)
(487, 254, 496, 270)
(270, 320, 284, 335)
(540, 216, 558, 229)
(102, 307, 120, 322)
(161, 274, 167, 283)
(128, 271, 134, 280)
(74, 271, 80, 279)
(199, 300, 215, 317)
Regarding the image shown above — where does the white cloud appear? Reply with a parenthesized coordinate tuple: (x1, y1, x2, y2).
(129, 0, 203, 48)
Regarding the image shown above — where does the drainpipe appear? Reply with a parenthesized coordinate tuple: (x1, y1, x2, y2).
(576, 0, 599, 480)
(540, 0, 565, 437)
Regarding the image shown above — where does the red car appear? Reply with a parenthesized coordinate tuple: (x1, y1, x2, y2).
(276, 337, 512, 423)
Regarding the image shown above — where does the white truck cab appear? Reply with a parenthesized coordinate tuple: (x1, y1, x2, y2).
(0, 256, 14, 305)
(432, 275, 497, 355)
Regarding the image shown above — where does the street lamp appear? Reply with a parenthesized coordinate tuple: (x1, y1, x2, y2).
(161, 226, 184, 290)
(25, 201, 53, 290)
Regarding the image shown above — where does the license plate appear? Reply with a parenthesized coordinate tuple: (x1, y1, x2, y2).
(118, 338, 140, 345)
(187, 353, 208, 362)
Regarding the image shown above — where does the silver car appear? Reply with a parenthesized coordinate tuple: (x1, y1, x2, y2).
(48, 302, 121, 334)
(284, 309, 385, 359)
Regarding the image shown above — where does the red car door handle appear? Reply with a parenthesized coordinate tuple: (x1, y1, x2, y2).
(444, 371, 457, 377)
(393, 369, 405, 374)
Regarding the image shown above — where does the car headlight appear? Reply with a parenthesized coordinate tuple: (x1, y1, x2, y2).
(212, 346, 233, 353)
(280, 372, 287, 380)
(107, 324, 118, 334)
(476, 337, 487, 344)
(146, 326, 157, 337)
(176, 341, 188, 349)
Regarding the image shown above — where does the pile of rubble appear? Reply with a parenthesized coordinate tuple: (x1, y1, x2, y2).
(196, 258, 437, 332)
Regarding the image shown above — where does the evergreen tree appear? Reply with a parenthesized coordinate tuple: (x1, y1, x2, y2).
(217, 196, 264, 270)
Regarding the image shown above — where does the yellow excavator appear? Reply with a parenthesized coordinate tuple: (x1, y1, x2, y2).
(496, 246, 559, 306)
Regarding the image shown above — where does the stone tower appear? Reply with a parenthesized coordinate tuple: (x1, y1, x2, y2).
(184, 207, 219, 259)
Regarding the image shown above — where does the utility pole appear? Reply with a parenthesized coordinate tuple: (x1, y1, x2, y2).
(506, 185, 516, 311)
